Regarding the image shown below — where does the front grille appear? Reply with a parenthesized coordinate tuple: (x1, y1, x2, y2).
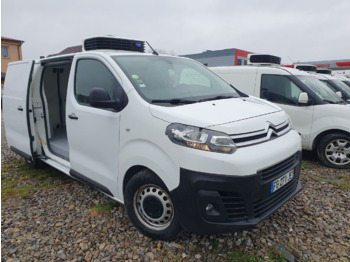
(218, 191, 247, 221)
(230, 120, 291, 147)
(84, 37, 145, 52)
(252, 177, 299, 218)
(258, 153, 298, 183)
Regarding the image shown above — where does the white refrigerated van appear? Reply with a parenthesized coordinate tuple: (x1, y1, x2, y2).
(293, 65, 349, 102)
(3, 38, 302, 240)
(211, 54, 350, 169)
(334, 75, 350, 87)
(314, 73, 350, 102)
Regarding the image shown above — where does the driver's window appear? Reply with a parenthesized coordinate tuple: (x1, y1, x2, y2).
(75, 59, 121, 106)
(179, 68, 210, 87)
(261, 74, 303, 106)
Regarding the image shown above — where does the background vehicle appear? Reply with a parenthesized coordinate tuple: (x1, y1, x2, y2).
(293, 65, 350, 103)
(211, 54, 350, 169)
(334, 75, 350, 87)
(2, 38, 302, 240)
(314, 73, 350, 103)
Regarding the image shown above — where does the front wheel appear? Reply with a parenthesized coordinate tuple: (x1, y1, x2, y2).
(124, 170, 181, 240)
(317, 133, 350, 169)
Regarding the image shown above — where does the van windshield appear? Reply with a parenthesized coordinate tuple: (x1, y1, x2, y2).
(112, 55, 239, 104)
(295, 75, 344, 104)
(325, 80, 350, 97)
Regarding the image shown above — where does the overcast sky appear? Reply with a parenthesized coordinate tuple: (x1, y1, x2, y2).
(2, 0, 350, 64)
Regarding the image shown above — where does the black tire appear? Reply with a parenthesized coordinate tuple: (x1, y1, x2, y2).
(317, 133, 350, 169)
(124, 169, 181, 240)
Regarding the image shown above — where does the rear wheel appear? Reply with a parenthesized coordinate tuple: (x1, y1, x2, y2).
(317, 133, 350, 169)
(124, 170, 181, 240)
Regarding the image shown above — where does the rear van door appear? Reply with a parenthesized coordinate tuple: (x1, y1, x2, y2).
(3, 60, 36, 161)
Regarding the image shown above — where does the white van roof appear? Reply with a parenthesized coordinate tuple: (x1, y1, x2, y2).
(211, 64, 311, 76)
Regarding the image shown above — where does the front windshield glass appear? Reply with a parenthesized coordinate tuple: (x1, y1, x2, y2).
(112, 55, 239, 103)
(295, 75, 343, 103)
(328, 80, 350, 97)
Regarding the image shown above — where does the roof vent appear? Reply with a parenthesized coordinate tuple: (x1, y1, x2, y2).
(295, 64, 317, 73)
(83, 36, 145, 53)
(248, 54, 281, 66)
(316, 68, 332, 75)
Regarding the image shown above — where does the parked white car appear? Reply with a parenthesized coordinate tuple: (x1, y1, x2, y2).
(3, 38, 302, 240)
(211, 54, 350, 169)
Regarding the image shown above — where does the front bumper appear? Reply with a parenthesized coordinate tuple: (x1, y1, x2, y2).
(171, 151, 302, 234)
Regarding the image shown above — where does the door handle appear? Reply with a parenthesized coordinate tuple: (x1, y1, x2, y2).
(17, 106, 23, 111)
(68, 113, 78, 120)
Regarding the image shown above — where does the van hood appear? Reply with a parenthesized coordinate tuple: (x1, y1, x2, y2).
(150, 96, 283, 129)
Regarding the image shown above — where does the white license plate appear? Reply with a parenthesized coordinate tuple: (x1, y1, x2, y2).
(271, 169, 294, 193)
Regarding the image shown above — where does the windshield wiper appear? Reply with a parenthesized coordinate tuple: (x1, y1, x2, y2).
(152, 95, 237, 104)
(151, 98, 197, 104)
(198, 95, 236, 102)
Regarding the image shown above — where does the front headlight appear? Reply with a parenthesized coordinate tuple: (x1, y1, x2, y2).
(166, 123, 237, 154)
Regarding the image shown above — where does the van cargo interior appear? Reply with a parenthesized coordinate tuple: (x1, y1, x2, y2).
(42, 65, 71, 160)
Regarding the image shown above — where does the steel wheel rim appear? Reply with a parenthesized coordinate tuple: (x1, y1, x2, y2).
(133, 184, 174, 231)
(325, 138, 350, 166)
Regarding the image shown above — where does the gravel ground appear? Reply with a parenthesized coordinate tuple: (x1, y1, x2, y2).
(1, 120, 350, 261)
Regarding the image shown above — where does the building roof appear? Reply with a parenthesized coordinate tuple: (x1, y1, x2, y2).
(283, 59, 350, 71)
(48, 45, 82, 57)
(1, 36, 24, 44)
(182, 48, 240, 59)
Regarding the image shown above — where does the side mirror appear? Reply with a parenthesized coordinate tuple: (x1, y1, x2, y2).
(298, 92, 309, 104)
(89, 88, 120, 110)
(336, 91, 343, 98)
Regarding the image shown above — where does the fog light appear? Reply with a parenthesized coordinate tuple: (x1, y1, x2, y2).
(206, 204, 214, 212)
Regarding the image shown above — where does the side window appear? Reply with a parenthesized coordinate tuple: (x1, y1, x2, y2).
(261, 74, 303, 106)
(75, 59, 123, 106)
(2, 46, 9, 58)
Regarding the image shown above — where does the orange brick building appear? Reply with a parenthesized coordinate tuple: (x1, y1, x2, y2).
(1, 36, 24, 86)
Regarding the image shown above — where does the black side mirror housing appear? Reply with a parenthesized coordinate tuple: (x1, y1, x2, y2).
(89, 88, 120, 110)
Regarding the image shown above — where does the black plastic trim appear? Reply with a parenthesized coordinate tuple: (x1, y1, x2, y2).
(26, 60, 35, 161)
(40, 56, 73, 66)
(10, 146, 32, 160)
(295, 65, 317, 72)
(249, 54, 281, 65)
(316, 69, 332, 75)
(170, 151, 302, 234)
(84, 37, 145, 53)
(70, 169, 114, 197)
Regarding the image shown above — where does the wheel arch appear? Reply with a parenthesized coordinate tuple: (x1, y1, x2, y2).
(123, 165, 148, 194)
(121, 165, 174, 202)
(312, 129, 350, 151)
